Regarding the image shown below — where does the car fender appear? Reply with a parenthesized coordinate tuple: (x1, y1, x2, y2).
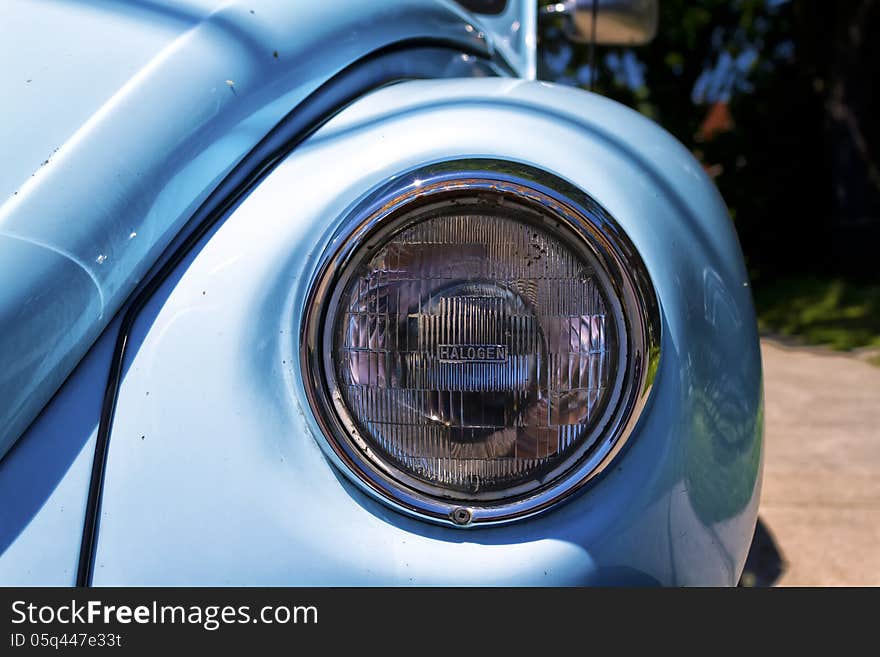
(47, 77, 768, 585)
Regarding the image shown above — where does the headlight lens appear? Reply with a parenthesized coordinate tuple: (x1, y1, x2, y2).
(302, 161, 659, 525)
(336, 210, 617, 494)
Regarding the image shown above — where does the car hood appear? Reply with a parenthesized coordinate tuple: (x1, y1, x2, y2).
(0, 0, 489, 459)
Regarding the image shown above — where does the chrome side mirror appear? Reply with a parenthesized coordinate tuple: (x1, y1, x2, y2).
(542, 0, 659, 46)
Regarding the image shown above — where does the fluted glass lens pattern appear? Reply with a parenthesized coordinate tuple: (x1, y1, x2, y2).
(335, 212, 616, 494)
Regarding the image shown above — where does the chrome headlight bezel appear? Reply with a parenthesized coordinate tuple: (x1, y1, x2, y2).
(301, 160, 660, 527)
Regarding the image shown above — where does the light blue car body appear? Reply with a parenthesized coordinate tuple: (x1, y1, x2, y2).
(0, 0, 762, 586)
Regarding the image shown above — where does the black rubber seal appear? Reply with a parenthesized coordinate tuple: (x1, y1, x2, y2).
(76, 40, 499, 587)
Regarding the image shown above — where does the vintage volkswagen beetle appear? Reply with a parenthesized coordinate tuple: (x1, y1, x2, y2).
(0, 0, 762, 586)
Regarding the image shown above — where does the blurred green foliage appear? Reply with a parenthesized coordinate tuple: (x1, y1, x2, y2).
(754, 277, 880, 351)
(538, 0, 880, 352)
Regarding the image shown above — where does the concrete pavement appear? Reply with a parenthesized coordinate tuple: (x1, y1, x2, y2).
(759, 339, 880, 586)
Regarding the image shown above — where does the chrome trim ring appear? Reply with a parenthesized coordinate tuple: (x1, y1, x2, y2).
(301, 159, 661, 526)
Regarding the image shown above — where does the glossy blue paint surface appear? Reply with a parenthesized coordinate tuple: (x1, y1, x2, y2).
(476, 0, 537, 79)
(0, 319, 120, 585)
(0, 0, 493, 460)
(80, 78, 763, 586)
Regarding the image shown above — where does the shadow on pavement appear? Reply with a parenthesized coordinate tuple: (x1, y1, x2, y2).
(738, 517, 786, 586)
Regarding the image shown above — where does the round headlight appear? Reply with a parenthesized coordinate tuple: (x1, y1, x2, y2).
(302, 161, 659, 526)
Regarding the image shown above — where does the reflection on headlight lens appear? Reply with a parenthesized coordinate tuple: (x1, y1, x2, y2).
(334, 210, 617, 495)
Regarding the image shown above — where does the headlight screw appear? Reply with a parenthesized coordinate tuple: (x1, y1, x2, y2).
(451, 507, 473, 526)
